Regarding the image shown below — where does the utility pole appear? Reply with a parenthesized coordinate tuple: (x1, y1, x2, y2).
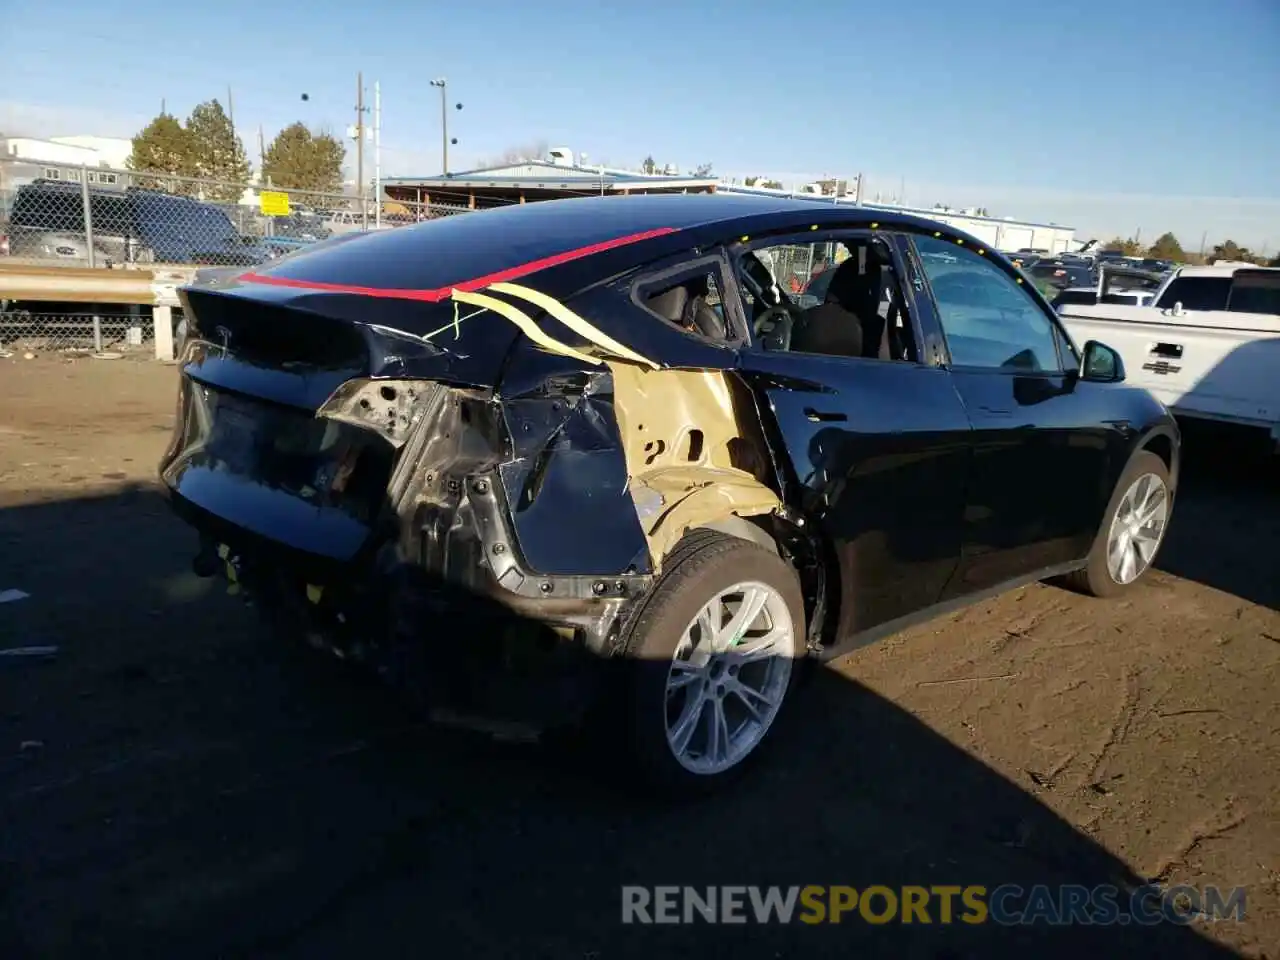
(355, 72, 366, 227)
(227, 86, 234, 131)
(258, 126, 267, 186)
(374, 81, 381, 228)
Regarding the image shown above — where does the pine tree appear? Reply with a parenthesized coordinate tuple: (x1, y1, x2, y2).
(127, 113, 196, 194)
(185, 100, 251, 202)
(262, 123, 346, 194)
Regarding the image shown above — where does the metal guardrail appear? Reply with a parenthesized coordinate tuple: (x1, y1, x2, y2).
(0, 261, 194, 358)
(0, 261, 194, 305)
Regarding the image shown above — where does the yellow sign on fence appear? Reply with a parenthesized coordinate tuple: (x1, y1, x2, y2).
(259, 191, 290, 217)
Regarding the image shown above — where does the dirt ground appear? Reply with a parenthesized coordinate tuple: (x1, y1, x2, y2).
(1, 355, 1277, 960)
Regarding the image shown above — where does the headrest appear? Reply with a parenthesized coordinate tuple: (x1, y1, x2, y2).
(647, 286, 689, 323)
(826, 254, 881, 309)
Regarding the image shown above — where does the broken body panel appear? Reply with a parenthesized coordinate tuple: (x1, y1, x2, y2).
(161, 197, 828, 721)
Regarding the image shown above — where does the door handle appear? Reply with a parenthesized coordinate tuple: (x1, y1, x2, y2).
(804, 408, 848, 423)
(1150, 342, 1184, 359)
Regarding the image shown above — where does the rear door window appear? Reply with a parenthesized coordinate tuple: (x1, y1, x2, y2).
(13, 186, 84, 232)
(90, 193, 135, 237)
(1154, 276, 1231, 311)
(1226, 271, 1280, 316)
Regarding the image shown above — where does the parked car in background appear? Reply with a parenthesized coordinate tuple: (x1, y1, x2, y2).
(1028, 258, 1097, 294)
(1049, 266, 1165, 311)
(324, 208, 373, 235)
(164, 195, 1181, 794)
(2, 226, 113, 266)
(268, 209, 331, 242)
(4, 180, 276, 267)
(1053, 287, 1154, 310)
(1058, 262, 1280, 453)
(1096, 250, 1131, 264)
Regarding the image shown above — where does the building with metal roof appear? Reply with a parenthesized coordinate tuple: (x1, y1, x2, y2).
(383, 159, 718, 211)
(381, 149, 1077, 254)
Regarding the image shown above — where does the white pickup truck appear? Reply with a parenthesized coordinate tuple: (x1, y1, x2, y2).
(1056, 262, 1280, 452)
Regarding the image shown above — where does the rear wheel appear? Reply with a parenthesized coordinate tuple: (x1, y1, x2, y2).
(1063, 451, 1172, 597)
(615, 531, 806, 795)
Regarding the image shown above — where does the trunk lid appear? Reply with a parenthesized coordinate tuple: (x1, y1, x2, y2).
(179, 281, 523, 407)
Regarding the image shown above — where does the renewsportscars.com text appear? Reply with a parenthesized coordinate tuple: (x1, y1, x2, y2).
(621, 884, 1246, 926)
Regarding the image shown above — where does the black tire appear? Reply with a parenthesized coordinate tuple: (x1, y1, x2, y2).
(614, 529, 807, 796)
(1061, 450, 1172, 598)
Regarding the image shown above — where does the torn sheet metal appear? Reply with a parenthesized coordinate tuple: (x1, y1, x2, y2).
(496, 339, 650, 576)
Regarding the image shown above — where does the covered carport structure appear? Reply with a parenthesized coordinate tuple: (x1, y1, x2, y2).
(382, 160, 719, 211)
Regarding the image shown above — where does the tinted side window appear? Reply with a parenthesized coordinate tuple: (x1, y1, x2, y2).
(1227, 272, 1280, 315)
(1154, 276, 1231, 311)
(1053, 289, 1098, 308)
(13, 187, 84, 231)
(90, 194, 135, 236)
(915, 235, 1061, 372)
(636, 262, 733, 342)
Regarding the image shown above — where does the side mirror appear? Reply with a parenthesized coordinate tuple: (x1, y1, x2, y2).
(1081, 340, 1125, 383)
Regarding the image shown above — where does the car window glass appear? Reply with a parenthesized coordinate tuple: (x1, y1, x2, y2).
(1153, 276, 1231, 311)
(638, 264, 732, 342)
(743, 237, 916, 362)
(1227, 272, 1280, 315)
(14, 186, 83, 231)
(915, 235, 1061, 372)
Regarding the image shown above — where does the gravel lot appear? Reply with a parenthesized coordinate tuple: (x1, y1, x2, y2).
(1, 356, 1276, 959)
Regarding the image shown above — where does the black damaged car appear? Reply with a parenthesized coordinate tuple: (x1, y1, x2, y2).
(161, 194, 1180, 794)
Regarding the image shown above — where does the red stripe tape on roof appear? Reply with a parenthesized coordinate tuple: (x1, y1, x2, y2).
(238, 226, 679, 302)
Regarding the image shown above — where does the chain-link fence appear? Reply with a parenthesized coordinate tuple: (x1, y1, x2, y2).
(0, 308, 160, 355)
(0, 155, 472, 270)
(758, 241, 844, 295)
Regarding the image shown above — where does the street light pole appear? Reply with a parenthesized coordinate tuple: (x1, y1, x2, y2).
(430, 78, 448, 175)
(356, 72, 365, 226)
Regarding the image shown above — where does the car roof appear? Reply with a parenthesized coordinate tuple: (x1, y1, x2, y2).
(1177, 262, 1279, 277)
(241, 193, 958, 304)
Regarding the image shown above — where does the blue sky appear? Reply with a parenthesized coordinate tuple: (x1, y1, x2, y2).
(4, 0, 1278, 249)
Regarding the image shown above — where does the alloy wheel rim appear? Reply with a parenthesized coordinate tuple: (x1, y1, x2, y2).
(664, 580, 795, 775)
(1106, 472, 1169, 585)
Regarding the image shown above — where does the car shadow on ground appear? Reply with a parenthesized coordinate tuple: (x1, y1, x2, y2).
(1154, 421, 1279, 611)
(0, 484, 1252, 959)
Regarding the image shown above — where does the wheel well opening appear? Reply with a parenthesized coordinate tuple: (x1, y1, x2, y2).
(693, 516, 838, 653)
(1143, 433, 1174, 472)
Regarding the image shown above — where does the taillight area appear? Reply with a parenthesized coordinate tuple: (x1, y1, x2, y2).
(317, 378, 443, 448)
